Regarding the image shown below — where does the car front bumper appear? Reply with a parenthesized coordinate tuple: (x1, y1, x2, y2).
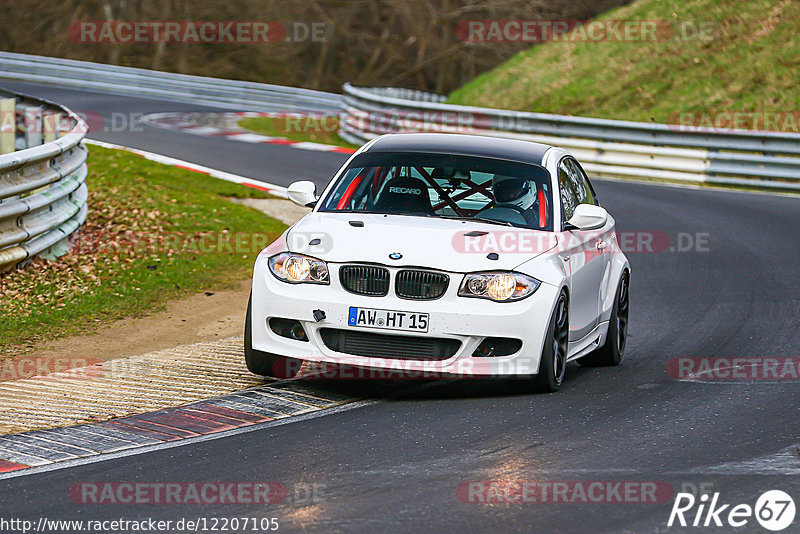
(250, 257, 560, 377)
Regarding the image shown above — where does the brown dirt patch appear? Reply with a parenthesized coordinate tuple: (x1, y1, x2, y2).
(11, 278, 252, 368)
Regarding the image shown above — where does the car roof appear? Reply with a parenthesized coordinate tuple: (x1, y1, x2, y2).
(362, 133, 552, 166)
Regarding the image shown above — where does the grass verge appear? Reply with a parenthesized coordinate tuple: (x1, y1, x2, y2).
(0, 145, 286, 357)
(239, 116, 360, 149)
(448, 0, 800, 130)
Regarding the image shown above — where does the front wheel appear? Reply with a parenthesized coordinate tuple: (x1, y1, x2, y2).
(530, 290, 569, 393)
(579, 271, 629, 367)
(245, 295, 301, 379)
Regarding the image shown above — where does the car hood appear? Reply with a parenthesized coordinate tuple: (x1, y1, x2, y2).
(286, 212, 558, 273)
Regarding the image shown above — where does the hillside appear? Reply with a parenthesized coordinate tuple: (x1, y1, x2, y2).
(0, 0, 628, 94)
(448, 0, 800, 131)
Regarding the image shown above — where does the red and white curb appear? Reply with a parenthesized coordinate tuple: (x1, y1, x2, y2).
(143, 111, 356, 155)
(85, 139, 289, 196)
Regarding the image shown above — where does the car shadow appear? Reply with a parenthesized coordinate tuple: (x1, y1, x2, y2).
(270, 362, 591, 402)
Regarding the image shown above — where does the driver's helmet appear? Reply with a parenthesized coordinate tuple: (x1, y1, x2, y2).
(492, 175, 535, 210)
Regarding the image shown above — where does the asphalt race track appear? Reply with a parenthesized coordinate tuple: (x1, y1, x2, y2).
(0, 81, 351, 187)
(0, 81, 798, 533)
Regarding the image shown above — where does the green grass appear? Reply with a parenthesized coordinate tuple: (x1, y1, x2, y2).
(239, 116, 360, 149)
(0, 146, 286, 355)
(448, 0, 800, 130)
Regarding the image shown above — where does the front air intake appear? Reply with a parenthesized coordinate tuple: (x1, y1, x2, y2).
(319, 328, 460, 360)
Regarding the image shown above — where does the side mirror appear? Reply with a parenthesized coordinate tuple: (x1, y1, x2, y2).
(287, 180, 318, 208)
(566, 204, 609, 231)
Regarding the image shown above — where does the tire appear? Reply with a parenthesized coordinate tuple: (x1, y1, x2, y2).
(579, 271, 629, 367)
(244, 294, 301, 379)
(530, 290, 569, 393)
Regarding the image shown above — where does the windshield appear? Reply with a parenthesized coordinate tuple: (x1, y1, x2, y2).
(319, 152, 554, 231)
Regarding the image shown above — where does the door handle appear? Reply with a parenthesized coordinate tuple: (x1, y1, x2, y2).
(596, 240, 607, 251)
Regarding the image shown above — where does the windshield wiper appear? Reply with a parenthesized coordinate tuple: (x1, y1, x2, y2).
(439, 215, 517, 227)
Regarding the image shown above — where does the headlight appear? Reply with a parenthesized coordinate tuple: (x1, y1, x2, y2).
(458, 272, 540, 302)
(268, 252, 329, 284)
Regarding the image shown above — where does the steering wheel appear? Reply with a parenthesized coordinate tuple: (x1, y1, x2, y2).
(493, 204, 528, 217)
(475, 204, 529, 226)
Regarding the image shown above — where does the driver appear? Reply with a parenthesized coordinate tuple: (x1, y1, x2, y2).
(491, 175, 539, 227)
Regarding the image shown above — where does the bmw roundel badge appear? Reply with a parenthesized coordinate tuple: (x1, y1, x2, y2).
(389, 252, 403, 260)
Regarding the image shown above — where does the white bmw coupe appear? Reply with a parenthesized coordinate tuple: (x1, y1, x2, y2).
(246, 133, 630, 392)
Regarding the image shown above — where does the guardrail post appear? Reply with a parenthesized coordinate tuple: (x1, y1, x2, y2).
(0, 98, 14, 154)
(23, 105, 43, 148)
(43, 112, 61, 143)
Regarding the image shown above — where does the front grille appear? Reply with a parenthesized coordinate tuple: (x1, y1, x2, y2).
(396, 270, 449, 300)
(320, 328, 460, 360)
(339, 265, 390, 296)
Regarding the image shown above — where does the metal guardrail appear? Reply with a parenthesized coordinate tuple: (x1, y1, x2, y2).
(0, 88, 88, 271)
(0, 52, 343, 113)
(340, 83, 800, 191)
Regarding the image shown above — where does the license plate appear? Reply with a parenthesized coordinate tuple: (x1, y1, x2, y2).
(348, 307, 429, 333)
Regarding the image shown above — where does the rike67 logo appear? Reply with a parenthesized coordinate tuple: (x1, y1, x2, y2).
(668, 490, 796, 531)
